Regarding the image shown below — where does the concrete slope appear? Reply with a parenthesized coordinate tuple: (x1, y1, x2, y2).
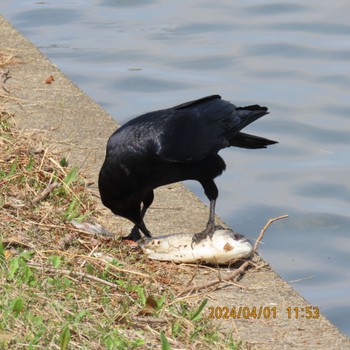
(1, 15, 349, 350)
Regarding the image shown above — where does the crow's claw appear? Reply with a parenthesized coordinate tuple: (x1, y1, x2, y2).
(191, 221, 218, 248)
(122, 226, 142, 242)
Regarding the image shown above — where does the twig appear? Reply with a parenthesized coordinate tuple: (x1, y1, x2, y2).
(36, 250, 152, 279)
(178, 261, 250, 296)
(38, 147, 49, 172)
(1, 237, 34, 249)
(178, 214, 289, 296)
(0, 69, 11, 93)
(253, 214, 289, 252)
(131, 316, 167, 324)
(27, 262, 123, 291)
(31, 181, 58, 204)
(25, 219, 114, 238)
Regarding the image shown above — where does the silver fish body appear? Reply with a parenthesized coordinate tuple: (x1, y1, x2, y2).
(139, 229, 253, 264)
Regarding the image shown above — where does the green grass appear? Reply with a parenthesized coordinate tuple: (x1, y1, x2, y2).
(0, 103, 242, 349)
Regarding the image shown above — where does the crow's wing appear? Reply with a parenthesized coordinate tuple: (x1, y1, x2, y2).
(157, 95, 267, 162)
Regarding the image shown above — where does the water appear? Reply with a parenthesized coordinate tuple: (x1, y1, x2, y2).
(2, 0, 350, 336)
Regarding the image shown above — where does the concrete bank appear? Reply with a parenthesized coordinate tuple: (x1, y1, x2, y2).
(1, 16, 349, 350)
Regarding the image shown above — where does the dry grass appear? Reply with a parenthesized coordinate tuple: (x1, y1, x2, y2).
(0, 50, 22, 69)
(0, 53, 241, 349)
(0, 50, 21, 99)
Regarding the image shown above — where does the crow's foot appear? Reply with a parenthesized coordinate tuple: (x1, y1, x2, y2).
(191, 221, 220, 247)
(122, 226, 143, 242)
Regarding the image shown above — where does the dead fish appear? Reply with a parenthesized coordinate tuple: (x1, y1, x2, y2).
(139, 229, 253, 265)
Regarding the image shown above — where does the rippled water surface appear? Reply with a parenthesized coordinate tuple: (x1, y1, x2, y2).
(2, 0, 350, 336)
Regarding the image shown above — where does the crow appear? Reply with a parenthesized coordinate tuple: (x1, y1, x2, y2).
(98, 95, 277, 244)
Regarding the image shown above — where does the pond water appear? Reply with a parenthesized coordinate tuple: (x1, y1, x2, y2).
(2, 0, 350, 337)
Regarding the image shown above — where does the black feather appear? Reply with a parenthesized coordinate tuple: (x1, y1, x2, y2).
(98, 95, 277, 241)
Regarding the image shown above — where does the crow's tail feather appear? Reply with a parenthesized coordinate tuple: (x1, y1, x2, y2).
(230, 132, 278, 149)
(225, 105, 269, 140)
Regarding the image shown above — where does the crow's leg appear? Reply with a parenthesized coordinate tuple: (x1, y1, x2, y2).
(192, 179, 218, 246)
(123, 220, 152, 241)
(207, 198, 216, 232)
(123, 191, 154, 241)
(137, 220, 152, 238)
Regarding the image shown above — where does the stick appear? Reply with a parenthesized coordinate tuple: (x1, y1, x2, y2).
(0, 69, 10, 93)
(179, 261, 250, 295)
(253, 214, 289, 252)
(31, 181, 59, 204)
(178, 215, 289, 296)
(35, 250, 152, 279)
(131, 316, 167, 324)
(27, 262, 122, 291)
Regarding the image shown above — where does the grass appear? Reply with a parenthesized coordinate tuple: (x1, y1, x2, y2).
(0, 53, 242, 349)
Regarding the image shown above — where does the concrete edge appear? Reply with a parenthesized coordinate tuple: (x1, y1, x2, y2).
(1, 15, 349, 350)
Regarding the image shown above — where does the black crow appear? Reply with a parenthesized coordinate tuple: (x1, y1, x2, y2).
(98, 95, 277, 244)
